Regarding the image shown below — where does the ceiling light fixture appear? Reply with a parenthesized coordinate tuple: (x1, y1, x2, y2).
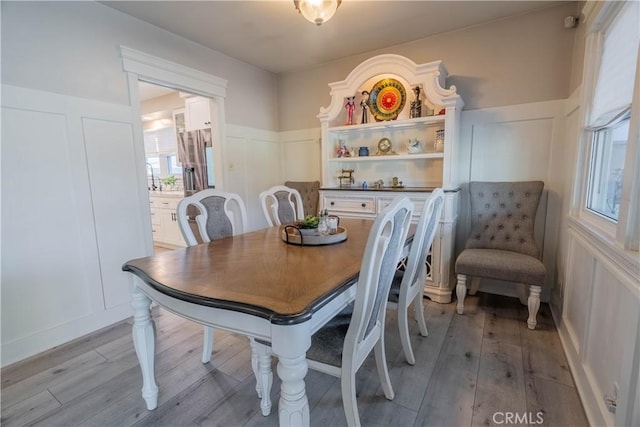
(294, 0, 342, 26)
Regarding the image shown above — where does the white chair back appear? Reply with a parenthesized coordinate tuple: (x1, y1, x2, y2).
(259, 185, 305, 226)
(399, 189, 445, 305)
(344, 196, 413, 370)
(176, 189, 248, 246)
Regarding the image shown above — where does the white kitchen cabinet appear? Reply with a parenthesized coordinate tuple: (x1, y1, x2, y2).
(149, 194, 185, 248)
(184, 96, 211, 131)
(318, 54, 464, 303)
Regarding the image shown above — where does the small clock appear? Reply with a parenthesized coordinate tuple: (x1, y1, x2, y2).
(376, 137, 397, 155)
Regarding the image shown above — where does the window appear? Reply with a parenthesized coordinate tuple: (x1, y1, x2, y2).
(587, 116, 629, 221)
(167, 154, 182, 175)
(581, 1, 639, 235)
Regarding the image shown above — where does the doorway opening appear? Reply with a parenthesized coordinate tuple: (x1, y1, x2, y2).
(120, 46, 229, 255)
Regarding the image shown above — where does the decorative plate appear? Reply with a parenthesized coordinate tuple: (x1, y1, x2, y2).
(367, 78, 407, 121)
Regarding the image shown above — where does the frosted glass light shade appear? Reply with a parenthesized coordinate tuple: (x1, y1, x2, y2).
(294, 0, 341, 26)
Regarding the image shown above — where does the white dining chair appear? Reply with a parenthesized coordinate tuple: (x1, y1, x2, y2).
(254, 196, 414, 424)
(176, 189, 267, 405)
(308, 196, 413, 426)
(387, 188, 445, 365)
(259, 185, 305, 226)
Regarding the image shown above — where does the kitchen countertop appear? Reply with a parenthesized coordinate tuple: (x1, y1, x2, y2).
(148, 191, 184, 198)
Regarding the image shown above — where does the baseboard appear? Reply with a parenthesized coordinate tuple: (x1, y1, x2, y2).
(1, 303, 132, 368)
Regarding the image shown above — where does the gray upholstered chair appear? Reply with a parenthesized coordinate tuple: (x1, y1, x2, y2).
(259, 185, 305, 226)
(387, 188, 444, 365)
(284, 180, 320, 217)
(455, 181, 546, 330)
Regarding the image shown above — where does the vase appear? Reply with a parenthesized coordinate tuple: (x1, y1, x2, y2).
(358, 147, 369, 156)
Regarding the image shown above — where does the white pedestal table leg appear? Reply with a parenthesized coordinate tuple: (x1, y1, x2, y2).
(131, 286, 159, 410)
(272, 323, 311, 427)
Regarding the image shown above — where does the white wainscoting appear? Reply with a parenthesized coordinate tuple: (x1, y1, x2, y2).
(457, 100, 567, 302)
(561, 223, 640, 427)
(279, 128, 321, 183)
(1, 84, 149, 366)
(225, 124, 281, 231)
(553, 89, 640, 427)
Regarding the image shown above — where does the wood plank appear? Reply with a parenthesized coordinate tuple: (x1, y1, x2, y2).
(471, 340, 528, 427)
(83, 334, 231, 426)
(131, 370, 238, 426)
(0, 390, 60, 427)
(1, 321, 130, 390)
(483, 294, 523, 347)
(29, 329, 223, 426)
(0, 350, 107, 409)
(195, 375, 267, 427)
(524, 375, 589, 427)
(47, 312, 204, 404)
(0, 303, 590, 427)
(520, 304, 574, 386)
(387, 298, 455, 411)
(415, 295, 486, 427)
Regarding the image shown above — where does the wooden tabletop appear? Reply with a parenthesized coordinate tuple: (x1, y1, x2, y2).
(123, 218, 379, 324)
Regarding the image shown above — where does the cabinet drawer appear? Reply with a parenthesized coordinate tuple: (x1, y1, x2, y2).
(324, 196, 376, 215)
(149, 197, 180, 210)
(377, 196, 427, 220)
(149, 208, 161, 226)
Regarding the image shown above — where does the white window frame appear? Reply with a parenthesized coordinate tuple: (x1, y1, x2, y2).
(572, 1, 640, 253)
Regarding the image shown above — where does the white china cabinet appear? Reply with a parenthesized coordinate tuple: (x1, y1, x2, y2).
(318, 54, 464, 303)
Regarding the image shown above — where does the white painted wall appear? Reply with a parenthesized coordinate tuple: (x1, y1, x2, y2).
(0, 1, 279, 366)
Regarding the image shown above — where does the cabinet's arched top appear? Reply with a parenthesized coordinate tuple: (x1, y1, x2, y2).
(318, 54, 464, 122)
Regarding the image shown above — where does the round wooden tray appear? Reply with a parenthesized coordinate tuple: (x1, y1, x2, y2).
(281, 225, 348, 246)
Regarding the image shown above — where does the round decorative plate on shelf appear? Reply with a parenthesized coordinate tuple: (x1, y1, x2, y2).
(367, 78, 406, 121)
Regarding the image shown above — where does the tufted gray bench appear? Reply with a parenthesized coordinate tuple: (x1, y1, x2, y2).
(455, 181, 546, 329)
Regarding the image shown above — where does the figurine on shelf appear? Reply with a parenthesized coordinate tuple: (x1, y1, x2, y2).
(336, 140, 350, 157)
(410, 86, 422, 118)
(435, 130, 445, 152)
(345, 96, 356, 125)
(360, 91, 370, 124)
(407, 138, 422, 154)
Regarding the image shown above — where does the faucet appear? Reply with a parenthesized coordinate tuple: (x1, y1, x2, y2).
(146, 162, 158, 191)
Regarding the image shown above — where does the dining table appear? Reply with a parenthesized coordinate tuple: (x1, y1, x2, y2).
(122, 217, 413, 427)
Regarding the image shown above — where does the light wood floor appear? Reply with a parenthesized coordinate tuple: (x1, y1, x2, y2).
(1, 293, 588, 427)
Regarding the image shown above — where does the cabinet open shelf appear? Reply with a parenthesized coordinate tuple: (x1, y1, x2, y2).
(328, 115, 445, 133)
(329, 152, 444, 162)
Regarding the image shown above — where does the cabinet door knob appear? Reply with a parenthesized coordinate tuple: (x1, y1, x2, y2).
(361, 203, 366, 208)
(330, 201, 335, 206)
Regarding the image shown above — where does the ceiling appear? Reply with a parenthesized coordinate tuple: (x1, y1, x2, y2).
(104, 0, 565, 74)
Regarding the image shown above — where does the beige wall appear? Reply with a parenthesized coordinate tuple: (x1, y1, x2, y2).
(140, 92, 184, 116)
(569, 1, 588, 93)
(277, 2, 581, 131)
(1, 1, 279, 131)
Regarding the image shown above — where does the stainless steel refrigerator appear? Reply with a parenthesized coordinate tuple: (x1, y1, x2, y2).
(177, 128, 214, 197)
